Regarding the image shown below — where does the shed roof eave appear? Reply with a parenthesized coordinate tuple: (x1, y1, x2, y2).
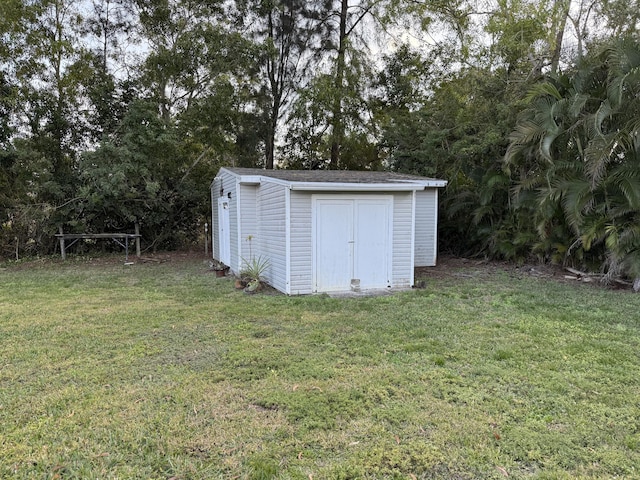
(288, 181, 447, 191)
(233, 179, 448, 190)
(218, 166, 448, 190)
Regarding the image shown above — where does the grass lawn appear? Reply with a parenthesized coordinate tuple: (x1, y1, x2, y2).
(1, 255, 639, 479)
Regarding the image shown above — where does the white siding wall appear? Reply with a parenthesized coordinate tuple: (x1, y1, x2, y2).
(291, 191, 414, 293)
(230, 181, 240, 271)
(211, 171, 240, 271)
(238, 185, 258, 264)
(414, 189, 438, 266)
(392, 192, 414, 288)
(256, 182, 288, 293)
(289, 192, 313, 294)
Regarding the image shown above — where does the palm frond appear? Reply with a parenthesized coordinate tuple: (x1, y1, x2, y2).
(580, 215, 608, 251)
(617, 222, 640, 252)
(507, 119, 540, 143)
(608, 203, 638, 219)
(539, 133, 560, 163)
(505, 118, 548, 164)
(443, 189, 479, 218)
(568, 93, 589, 119)
(584, 131, 618, 186)
(606, 70, 636, 108)
(612, 175, 640, 210)
(558, 177, 593, 232)
(472, 205, 497, 226)
(623, 117, 640, 154)
(594, 100, 613, 136)
(511, 171, 543, 195)
(524, 81, 563, 102)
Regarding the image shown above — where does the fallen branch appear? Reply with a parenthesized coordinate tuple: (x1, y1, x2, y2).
(140, 256, 168, 264)
(564, 267, 640, 292)
(613, 278, 632, 287)
(561, 267, 610, 285)
(564, 267, 602, 277)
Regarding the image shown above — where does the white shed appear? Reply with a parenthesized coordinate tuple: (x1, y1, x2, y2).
(211, 167, 447, 295)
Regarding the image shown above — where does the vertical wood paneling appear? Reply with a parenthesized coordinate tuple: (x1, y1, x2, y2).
(256, 182, 288, 293)
(238, 185, 257, 262)
(288, 192, 313, 294)
(414, 189, 438, 266)
(392, 192, 414, 287)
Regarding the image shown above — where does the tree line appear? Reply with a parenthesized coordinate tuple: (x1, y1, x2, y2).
(1, 0, 639, 281)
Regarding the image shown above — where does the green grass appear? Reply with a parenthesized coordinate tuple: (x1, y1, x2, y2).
(1, 256, 640, 479)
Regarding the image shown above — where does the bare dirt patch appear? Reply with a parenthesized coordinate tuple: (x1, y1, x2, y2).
(418, 256, 563, 280)
(418, 255, 633, 291)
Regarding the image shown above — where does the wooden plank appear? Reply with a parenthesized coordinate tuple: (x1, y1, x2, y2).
(55, 233, 141, 239)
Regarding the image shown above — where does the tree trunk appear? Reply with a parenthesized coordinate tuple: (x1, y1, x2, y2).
(329, 0, 348, 169)
(265, 9, 276, 170)
(550, 0, 571, 74)
(265, 120, 276, 169)
(264, 5, 295, 169)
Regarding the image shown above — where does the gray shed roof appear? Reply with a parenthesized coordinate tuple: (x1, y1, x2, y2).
(218, 167, 447, 190)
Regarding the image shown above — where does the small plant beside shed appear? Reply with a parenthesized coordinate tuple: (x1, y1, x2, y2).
(239, 255, 270, 293)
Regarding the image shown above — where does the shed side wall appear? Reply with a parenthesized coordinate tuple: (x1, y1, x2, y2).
(392, 192, 414, 288)
(211, 170, 240, 270)
(256, 181, 288, 293)
(289, 192, 313, 294)
(414, 189, 438, 266)
(238, 184, 257, 265)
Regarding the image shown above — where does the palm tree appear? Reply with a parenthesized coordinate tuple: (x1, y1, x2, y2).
(505, 37, 640, 284)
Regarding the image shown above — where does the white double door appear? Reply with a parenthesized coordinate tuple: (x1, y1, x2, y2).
(313, 196, 392, 292)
